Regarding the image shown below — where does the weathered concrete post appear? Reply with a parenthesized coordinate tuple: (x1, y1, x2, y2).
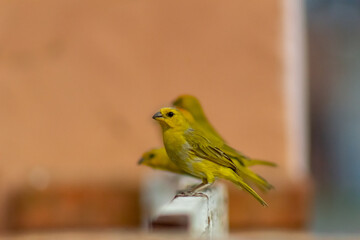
(141, 174, 228, 239)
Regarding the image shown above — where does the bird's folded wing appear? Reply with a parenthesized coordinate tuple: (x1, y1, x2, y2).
(221, 144, 277, 167)
(220, 144, 247, 166)
(185, 129, 237, 171)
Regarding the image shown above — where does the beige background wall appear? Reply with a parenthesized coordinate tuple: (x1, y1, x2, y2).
(0, 0, 292, 229)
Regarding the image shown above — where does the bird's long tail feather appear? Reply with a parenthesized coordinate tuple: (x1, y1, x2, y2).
(238, 167, 274, 191)
(245, 159, 277, 167)
(230, 173, 268, 206)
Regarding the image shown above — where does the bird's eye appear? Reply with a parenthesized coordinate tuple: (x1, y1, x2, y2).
(149, 153, 155, 159)
(167, 112, 174, 117)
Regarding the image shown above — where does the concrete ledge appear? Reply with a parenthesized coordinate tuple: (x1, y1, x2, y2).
(141, 174, 228, 239)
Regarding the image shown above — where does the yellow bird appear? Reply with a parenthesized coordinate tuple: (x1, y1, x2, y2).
(139, 106, 273, 192)
(152, 107, 268, 206)
(138, 148, 186, 175)
(173, 95, 277, 168)
(173, 95, 275, 191)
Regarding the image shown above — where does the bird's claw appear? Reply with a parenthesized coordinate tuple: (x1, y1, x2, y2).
(173, 191, 208, 200)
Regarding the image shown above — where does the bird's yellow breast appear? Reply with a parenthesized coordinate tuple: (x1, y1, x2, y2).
(163, 129, 189, 161)
(163, 128, 209, 179)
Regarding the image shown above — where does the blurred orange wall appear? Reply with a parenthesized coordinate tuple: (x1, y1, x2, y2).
(0, 0, 295, 229)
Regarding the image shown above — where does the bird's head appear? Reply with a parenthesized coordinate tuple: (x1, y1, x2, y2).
(152, 107, 190, 130)
(138, 148, 167, 167)
(173, 95, 204, 121)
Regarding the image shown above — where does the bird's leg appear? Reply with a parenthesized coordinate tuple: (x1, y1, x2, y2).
(174, 179, 212, 199)
(189, 181, 211, 192)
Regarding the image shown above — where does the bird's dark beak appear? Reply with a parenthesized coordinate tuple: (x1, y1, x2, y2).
(152, 111, 163, 120)
(138, 157, 144, 165)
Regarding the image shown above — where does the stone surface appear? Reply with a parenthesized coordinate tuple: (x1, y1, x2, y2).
(141, 174, 228, 239)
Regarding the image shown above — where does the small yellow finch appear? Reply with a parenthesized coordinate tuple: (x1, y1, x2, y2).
(152, 107, 268, 206)
(173, 95, 275, 192)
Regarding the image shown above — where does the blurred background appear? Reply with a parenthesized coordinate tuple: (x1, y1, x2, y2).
(307, 0, 360, 234)
(0, 0, 359, 237)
